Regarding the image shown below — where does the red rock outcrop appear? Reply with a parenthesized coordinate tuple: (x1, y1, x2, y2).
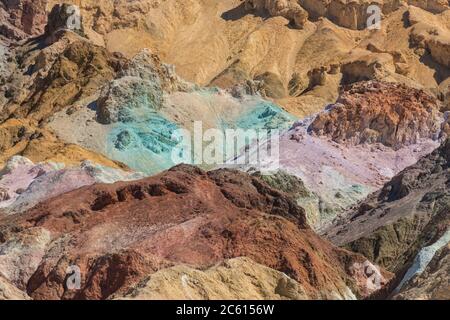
(0, 0, 47, 40)
(309, 81, 443, 148)
(0, 165, 390, 300)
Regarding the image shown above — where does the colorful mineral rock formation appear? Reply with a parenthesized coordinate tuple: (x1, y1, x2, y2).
(0, 165, 391, 300)
(0, 0, 448, 301)
(236, 80, 444, 226)
(324, 138, 450, 299)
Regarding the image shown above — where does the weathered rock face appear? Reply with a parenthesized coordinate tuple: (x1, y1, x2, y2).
(244, 0, 309, 29)
(0, 8, 136, 170)
(408, 0, 450, 14)
(252, 170, 321, 226)
(46, 0, 155, 36)
(245, 1, 450, 31)
(298, 0, 401, 30)
(0, 165, 390, 300)
(1, 0, 138, 42)
(0, 0, 47, 40)
(324, 138, 449, 298)
(0, 119, 128, 170)
(0, 1, 134, 125)
(392, 245, 450, 300)
(0, 188, 9, 202)
(28, 0, 446, 120)
(440, 79, 450, 112)
(309, 81, 443, 149)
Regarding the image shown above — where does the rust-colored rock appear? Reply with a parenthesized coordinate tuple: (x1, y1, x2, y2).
(0, 0, 47, 40)
(309, 81, 442, 148)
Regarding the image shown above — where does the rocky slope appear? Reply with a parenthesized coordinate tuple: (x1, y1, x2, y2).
(237, 80, 443, 226)
(0, 165, 391, 300)
(0, 0, 448, 301)
(46, 47, 296, 174)
(392, 245, 450, 300)
(0, 118, 129, 169)
(1, 2, 448, 172)
(0, 32, 123, 123)
(0, 11, 131, 169)
(2, 1, 449, 118)
(0, 155, 143, 214)
(0, 0, 47, 40)
(0, 274, 30, 300)
(114, 257, 311, 300)
(324, 138, 449, 299)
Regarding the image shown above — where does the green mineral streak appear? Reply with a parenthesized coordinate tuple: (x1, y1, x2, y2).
(105, 89, 296, 175)
(107, 113, 184, 174)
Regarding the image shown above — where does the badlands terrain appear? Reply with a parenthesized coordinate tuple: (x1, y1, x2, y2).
(0, 0, 449, 300)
